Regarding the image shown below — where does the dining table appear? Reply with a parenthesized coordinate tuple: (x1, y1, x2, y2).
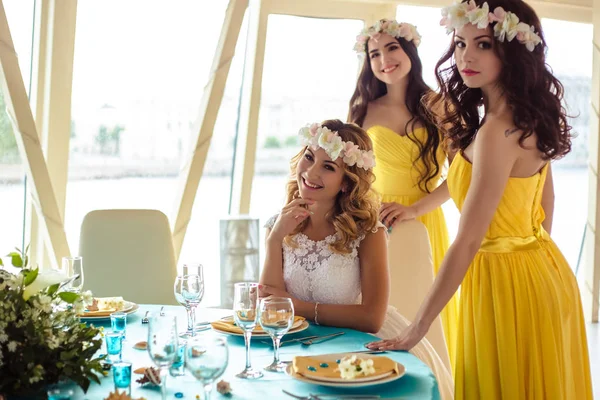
(70, 305, 440, 399)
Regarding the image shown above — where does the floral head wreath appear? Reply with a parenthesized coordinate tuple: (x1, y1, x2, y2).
(354, 19, 421, 53)
(440, 1, 542, 51)
(298, 123, 376, 171)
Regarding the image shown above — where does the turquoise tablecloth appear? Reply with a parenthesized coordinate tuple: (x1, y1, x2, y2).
(74, 305, 439, 399)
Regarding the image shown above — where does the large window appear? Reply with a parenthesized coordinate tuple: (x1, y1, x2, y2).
(68, 1, 246, 305)
(396, 5, 592, 268)
(0, 0, 35, 252)
(250, 15, 363, 223)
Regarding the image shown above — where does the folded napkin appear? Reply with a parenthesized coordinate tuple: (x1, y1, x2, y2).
(293, 354, 399, 380)
(210, 316, 305, 334)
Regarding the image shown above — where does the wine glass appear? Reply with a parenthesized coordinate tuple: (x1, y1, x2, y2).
(147, 313, 178, 400)
(233, 282, 263, 379)
(185, 336, 228, 399)
(258, 297, 295, 372)
(62, 256, 84, 293)
(174, 273, 204, 338)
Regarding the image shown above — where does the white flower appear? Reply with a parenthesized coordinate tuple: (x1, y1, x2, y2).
(7, 341, 18, 352)
(317, 127, 344, 161)
(23, 269, 68, 300)
(495, 11, 520, 42)
(342, 142, 362, 166)
(516, 22, 541, 51)
(467, 1, 490, 29)
(0, 332, 8, 343)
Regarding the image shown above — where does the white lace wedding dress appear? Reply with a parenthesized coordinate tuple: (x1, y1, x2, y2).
(266, 215, 454, 400)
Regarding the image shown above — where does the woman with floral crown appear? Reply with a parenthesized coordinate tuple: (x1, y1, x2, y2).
(366, 1, 593, 398)
(259, 119, 453, 399)
(349, 19, 459, 369)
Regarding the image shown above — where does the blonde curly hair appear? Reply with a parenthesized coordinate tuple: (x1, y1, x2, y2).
(284, 119, 380, 254)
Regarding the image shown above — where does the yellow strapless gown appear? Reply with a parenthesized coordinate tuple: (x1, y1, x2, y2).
(448, 153, 592, 399)
(368, 125, 459, 368)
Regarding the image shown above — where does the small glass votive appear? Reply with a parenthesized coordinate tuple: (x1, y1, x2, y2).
(46, 383, 74, 400)
(112, 361, 132, 395)
(105, 331, 123, 363)
(110, 311, 127, 339)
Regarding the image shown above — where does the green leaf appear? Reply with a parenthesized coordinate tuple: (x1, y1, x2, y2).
(58, 291, 79, 303)
(47, 283, 60, 296)
(0, 258, 3, 266)
(23, 267, 38, 286)
(8, 251, 23, 268)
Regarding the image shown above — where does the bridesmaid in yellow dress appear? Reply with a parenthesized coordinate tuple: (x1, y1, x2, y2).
(367, 1, 593, 398)
(348, 19, 459, 367)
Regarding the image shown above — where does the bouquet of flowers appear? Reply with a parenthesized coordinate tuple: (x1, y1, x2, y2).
(0, 248, 105, 397)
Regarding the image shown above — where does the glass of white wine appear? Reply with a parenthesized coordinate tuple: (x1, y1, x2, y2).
(258, 296, 295, 372)
(233, 282, 263, 379)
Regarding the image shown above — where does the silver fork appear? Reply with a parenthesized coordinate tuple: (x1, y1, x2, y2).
(301, 332, 345, 346)
(141, 311, 149, 324)
(159, 306, 165, 316)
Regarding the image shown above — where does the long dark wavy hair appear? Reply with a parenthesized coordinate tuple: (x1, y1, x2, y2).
(348, 26, 442, 193)
(430, 0, 571, 159)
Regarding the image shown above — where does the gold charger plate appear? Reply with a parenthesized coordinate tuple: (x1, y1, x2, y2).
(211, 319, 309, 338)
(79, 301, 139, 321)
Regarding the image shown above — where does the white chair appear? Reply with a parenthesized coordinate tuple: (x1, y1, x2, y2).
(79, 209, 178, 305)
(387, 219, 452, 371)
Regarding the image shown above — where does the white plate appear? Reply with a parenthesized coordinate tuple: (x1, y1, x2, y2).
(285, 354, 405, 388)
(79, 301, 139, 321)
(211, 320, 309, 338)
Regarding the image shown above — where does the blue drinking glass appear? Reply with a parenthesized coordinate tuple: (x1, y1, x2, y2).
(110, 311, 127, 339)
(112, 361, 132, 395)
(105, 331, 123, 363)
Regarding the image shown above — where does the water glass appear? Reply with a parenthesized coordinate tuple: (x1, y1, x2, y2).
(233, 282, 263, 379)
(112, 361, 132, 395)
(185, 336, 228, 400)
(174, 272, 204, 338)
(111, 311, 127, 339)
(105, 331, 123, 363)
(148, 313, 178, 400)
(61, 256, 84, 293)
(259, 296, 295, 372)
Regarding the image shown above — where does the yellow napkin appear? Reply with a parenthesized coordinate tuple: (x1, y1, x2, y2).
(293, 354, 399, 380)
(210, 316, 305, 334)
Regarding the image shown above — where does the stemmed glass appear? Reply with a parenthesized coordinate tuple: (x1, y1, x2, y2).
(147, 313, 178, 400)
(174, 271, 204, 338)
(233, 282, 263, 379)
(258, 297, 295, 372)
(62, 256, 84, 293)
(185, 336, 228, 400)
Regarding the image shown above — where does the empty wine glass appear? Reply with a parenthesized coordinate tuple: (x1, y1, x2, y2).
(259, 297, 295, 372)
(233, 282, 263, 379)
(62, 256, 84, 293)
(148, 313, 178, 400)
(174, 274, 204, 338)
(185, 336, 228, 399)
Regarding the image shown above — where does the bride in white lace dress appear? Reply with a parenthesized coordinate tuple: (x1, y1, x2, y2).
(259, 119, 453, 399)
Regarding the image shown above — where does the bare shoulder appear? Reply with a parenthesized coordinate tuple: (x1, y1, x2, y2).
(359, 225, 387, 250)
(476, 115, 523, 151)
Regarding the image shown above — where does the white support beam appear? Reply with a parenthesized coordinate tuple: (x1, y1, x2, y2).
(0, 0, 70, 267)
(28, 0, 77, 269)
(171, 0, 248, 260)
(229, 0, 268, 215)
(267, 0, 394, 21)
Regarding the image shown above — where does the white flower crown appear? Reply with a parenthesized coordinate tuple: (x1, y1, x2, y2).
(441, 1, 542, 51)
(354, 19, 421, 53)
(298, 123, 376, 171)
